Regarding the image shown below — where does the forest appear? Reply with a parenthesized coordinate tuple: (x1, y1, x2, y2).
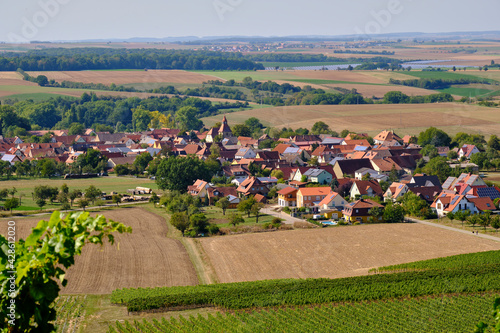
(0, 48, 264, 71)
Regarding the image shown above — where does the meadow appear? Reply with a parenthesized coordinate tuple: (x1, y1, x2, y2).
(0, 175, 156, 212)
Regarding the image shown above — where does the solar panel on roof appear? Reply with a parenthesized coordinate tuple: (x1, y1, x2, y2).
(398, 185, 403, 189)
(450, 197, 459, 205)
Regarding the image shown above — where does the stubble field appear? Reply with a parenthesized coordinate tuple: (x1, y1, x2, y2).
(26, 69, 219, 85)
(202, 102, 500, 137)
(0, 208, 198, 294)
(200, 223, 500, 283)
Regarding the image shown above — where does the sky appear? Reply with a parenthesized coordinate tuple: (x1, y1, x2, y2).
(1, 0, 499, 42)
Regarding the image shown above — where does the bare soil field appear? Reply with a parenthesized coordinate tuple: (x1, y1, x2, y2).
(26, 70, 220, 85)
(200, 223, 500, 283)
(0, 208, 198, 294)
(203, 102, 500, 137)
(0, 78, 37, 86)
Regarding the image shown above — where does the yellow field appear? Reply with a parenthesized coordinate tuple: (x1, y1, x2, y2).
(26, 70, 220, 85)
(203, 102, 500, 137)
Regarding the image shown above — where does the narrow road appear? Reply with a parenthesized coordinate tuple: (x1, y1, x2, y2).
(406, 217, 500, 243)
(262, 206, 313, 225)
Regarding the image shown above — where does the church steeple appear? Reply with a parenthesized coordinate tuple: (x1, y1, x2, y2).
(219, 115, 232, 138)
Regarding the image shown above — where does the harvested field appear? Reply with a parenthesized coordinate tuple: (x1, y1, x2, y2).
(288, 70, 385, 84)
(203, 102, 500, 137)
(26, 70, 220, 85)
(200, 223, 500, 283)
(0, 72, 23, 80)
(1, 208, 198, 294)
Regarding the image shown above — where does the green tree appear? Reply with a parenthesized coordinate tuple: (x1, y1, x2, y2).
(176, 106, 203, 132)
(133, 152, 153, 173)
(61, 183, 69, 194)
(112, 194, 122, 207)
(454, 210, 471, 227)
(251, 203, 264, 223)
(488, 135, 500, 151)
(68, 122, 86, 135)
(401, 192, 430, 218)
(383, 203, 405, 223)
(369, 206, 384, 223)
(311, 121, 331, 135)
(36, 198, 46, 211)
(447, 150, 458, 160)
(238, 197, 257, 218)
(68, 189, 81, 207)
(84, 185, 101, 204)
(244, 117, 263, 133)
(78, 199, 89, 211)
(271, 169, 284, 179)
(418, 127, 451, 147)
(156, 156, 210, 192)
(467, 214, 480, 229)
(0, 211, 131, 333)
(149, 192, 159, 207)
(229, 212, 244, 227)
(216, 197, 230, 215)
(383, 91, 409, 104)
(491, 216, 500, 232)
(170, 212, 190, 236)
(446, 211, 455, 223)
(4, 197, 19, 215)
(421, 157, 452, 183)
(189, 213, 209, 235)
(232, 124, 252, 137)
(479, 211, 492, 231)
(36, 74, 49, 86)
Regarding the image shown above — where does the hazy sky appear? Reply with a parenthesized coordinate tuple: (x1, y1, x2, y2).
(1, 0, 499, 42)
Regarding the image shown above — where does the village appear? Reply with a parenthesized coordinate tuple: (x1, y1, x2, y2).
(0, 114, 498, 229)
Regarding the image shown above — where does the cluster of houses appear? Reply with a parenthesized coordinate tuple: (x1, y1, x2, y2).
(0, 115, 497, 223)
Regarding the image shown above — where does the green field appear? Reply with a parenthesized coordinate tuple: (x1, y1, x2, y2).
(405, 70, 499, 83)
(287, 78, 384, 86)
(437, 86, 494, 97)
(0, 176, 156, 212)
(259, 61, 351, 68)
(202, 206, 276, 228)
(0, 92, 78, 102)
(109, 293, 500, 333)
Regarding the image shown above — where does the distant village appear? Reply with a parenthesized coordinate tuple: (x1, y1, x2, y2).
(0, 115, 498, 223)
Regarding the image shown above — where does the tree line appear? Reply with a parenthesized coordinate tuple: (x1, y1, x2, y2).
(0, 48, 264, 71)
(389, 77, 489, 89)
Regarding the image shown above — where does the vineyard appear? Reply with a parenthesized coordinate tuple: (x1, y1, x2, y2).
(107, 293, 500, 333)
(111, 263, 500, 312)
(372, 249, 500, 273)
(53, 295, 87, 333)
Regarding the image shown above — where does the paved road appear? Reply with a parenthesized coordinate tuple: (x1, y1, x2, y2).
(262, 206, 313, 225)
(406, 217, 500, 243)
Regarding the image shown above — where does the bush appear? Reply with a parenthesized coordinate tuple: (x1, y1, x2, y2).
(208, 224, 220, 235)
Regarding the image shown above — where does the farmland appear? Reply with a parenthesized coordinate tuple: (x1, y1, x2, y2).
(26, 70, 220, 85)
(108, 293, 500, 333)
(199, 223, 500, 283)
(0, 207, 198, 294)
(202, 102, 500, 137)
(0, 175, 156, 212)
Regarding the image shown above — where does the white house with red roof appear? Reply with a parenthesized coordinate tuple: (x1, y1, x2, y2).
(458, 144, 480, 159)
